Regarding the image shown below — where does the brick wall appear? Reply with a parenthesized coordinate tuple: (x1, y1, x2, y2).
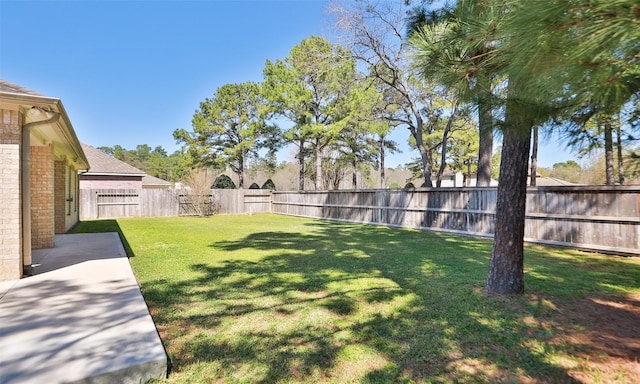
(0, 108, 20, 144)
(0, 106, 22, 280)
(0, 145, 22, 279)
(31, 144, 54, 249)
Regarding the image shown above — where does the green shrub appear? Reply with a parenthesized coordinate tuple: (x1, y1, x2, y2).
(212, 174, 236, 189)
(261, 179, 276, 190)
(248, 182, 260, 189)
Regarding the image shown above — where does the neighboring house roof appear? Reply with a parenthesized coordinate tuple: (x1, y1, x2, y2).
(0, 79, 89, 170)
(142, 174, 172, 187)
(81, 143, 172, 187)
(0, 80, 44, 96)
(81, 143, 146, 176)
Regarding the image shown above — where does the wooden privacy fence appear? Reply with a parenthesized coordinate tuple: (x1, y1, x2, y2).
(79, 189, 272, 220)
(271, 186, 640, 256)
(80, 187, 639, 255)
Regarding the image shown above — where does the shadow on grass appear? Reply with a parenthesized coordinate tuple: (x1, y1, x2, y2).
(130, 218, 640, 383)
(68, 220, 135, 257)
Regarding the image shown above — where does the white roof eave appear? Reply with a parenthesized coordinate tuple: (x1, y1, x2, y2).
(1, 91, 90, 171)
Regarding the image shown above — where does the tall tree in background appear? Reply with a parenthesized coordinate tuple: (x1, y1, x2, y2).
(370, 124, 400, 188)
(404, 82, 474, 186)
(366, 72, 402, 188)
(616, 122, 626, 185)
(331, 0, 441, 187)
(337, 121, 376, 189)
(447, 126, 480, 186)
(336, 75, 398, 189)
(565, 113, 627, 185)
(173, 82, 279, 188)
(433, 104, 478, 187)
(263, 36, 358, 190)
(408, 1, 499, 186)
(602, 116, 616, 185)
(263, 58, 313, 190)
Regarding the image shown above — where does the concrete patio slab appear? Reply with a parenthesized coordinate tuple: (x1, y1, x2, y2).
(0, 232, 167, 384)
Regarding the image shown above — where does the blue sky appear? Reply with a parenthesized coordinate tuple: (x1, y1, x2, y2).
(0, 0, 578, 168)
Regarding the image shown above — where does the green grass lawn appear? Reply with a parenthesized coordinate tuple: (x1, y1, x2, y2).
(71, 214, 640, 383)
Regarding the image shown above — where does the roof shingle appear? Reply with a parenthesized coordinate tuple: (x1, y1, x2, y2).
(0, 79, 44, 96)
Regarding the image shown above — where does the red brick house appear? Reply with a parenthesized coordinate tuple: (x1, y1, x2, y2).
(0, 80, 89, 280)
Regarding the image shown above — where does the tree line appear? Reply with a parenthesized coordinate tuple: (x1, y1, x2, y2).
(94, 141, 630, 190)
(103, 1, 638, 194)
(96, 144, 190, 182)
(172, 1, 638, 194)
(173, 28, 482, 191)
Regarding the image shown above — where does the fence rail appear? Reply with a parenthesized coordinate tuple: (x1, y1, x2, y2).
(271, 186, 640, 256)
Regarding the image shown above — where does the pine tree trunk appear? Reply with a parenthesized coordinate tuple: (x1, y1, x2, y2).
(298, 139, 305, 191)
(616, 121, 625, 185)
(315, 139, 323, 190)
(436, 105, 458, 188)
(421, 148, 433, 188)
(380, 137, 386, 189)
(238, 157, 245, 189)
(352, 159, 358, 189)
(604, 120, 615, 185)
(486, 98, 532, 295)
(476, 90, 493, 187)
(530, 126, 538, 186)
(412, 117, 433, 187)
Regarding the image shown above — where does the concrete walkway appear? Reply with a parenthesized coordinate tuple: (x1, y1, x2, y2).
(0, 233, 167, 384)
